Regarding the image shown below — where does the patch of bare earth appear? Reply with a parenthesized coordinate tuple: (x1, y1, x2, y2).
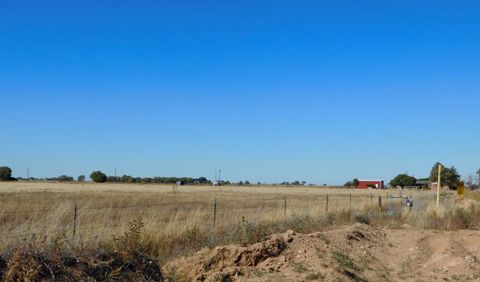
(165, 224, 480, 281)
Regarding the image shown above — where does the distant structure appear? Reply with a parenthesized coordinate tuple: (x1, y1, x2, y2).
(356, 179, 384, 189)
(213, 169, 222, 186)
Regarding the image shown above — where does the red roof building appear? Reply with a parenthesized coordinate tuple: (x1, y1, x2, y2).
(356, 180, 384, 189)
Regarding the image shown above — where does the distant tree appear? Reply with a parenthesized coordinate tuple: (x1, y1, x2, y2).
(244, 181, 250, 185)
(352, 179, 359, 188)
(0, 167, 13, 181)
(390, 174, 417, 188)
(77, 175, 86, 182)
(90, 171, 107, 183)
(57, 175, 74, 182)
(429, 162, 461, 189)
(344, 181, 354, 187)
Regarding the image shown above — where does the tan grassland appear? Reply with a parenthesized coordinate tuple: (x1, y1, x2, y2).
(0, 182, 424, 250)
(3, 182, 480, 281)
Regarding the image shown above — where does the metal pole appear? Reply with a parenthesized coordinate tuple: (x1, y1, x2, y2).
(437, 164, 442, 208)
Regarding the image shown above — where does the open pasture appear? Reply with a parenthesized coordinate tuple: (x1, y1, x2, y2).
(0, 182, 426, 249)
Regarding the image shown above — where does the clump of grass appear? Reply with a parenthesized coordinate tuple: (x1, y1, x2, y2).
(448, 204, 478, 230)
(306, 272, 324, 280)
(292, 262, 309, 273)
(354, 214, 371, 225)
(1, 219, 163, 281)
(332, 251, 359, 272)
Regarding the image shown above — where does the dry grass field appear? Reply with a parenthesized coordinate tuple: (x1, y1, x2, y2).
(3, 181, 478, 281)
(0, 182, 409, 249)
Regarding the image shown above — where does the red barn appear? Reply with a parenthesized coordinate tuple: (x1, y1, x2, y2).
(356, 180, 384, 189)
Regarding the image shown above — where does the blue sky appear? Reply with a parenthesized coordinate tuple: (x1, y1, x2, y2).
(1, 1, 479, 184)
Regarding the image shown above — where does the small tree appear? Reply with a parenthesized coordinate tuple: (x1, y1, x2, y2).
(90, 171, 107, 183)
(352, 178, 359, 188)
(430, 162, 461, 189)
(78, 175, 86, 182)
(0, 167, 12, 181)
(390, 174, 417, 188)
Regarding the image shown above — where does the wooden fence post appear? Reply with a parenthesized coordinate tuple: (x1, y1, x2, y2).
(283, 197, 287, 217)
(349, 193, 352, 211)
(213, 198, 217, 229)
(73, 203, 77, 240)
(378, 196, 382, 209)
(326, 194, 329, 213)
(370, 193, 373, 204)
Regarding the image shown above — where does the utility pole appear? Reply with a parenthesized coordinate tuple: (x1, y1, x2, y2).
(27, 168, 29, 181)
(114, 168, 117, 182)
(436, 164, 442, 208)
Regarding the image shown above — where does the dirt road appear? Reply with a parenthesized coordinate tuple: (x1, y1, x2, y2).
(166, 224, 480, 281)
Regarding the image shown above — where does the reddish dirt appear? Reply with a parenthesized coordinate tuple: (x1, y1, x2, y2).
(165, 224, 480, 281)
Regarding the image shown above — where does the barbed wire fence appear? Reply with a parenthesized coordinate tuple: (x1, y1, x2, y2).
(0, 192, 417, 243)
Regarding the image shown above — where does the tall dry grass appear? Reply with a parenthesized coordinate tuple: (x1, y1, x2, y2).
(1, 182, 462, 264)
(0, 182, 420, 254)
(2, 182, 479, 280)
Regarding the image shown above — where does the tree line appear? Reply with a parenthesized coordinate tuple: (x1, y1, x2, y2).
(344, 162, 480, 190)
(89, 171, 211, 184)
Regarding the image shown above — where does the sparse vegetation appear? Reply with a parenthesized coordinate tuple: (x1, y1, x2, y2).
(1, 182, 479, 280)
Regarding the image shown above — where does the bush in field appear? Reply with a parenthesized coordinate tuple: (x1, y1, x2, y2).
(77, 175, 86, 182)
(90, 171, 107, 183)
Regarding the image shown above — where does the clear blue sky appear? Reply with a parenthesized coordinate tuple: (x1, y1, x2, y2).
(1, 1, 479, 184)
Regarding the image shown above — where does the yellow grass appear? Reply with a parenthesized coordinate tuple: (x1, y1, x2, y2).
(0, 182, 426, 250)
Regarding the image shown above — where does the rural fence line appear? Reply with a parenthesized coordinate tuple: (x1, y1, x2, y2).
(1, 193, 411, 242)
(0, 193, 379, 215)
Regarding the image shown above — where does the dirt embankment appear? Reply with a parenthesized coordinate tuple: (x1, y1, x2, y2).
(165, 224, 480, 281)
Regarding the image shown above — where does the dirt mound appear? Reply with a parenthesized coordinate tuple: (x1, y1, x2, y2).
(165, 224, 387, 281)
(165, 224, 480, 281)
(165, 233, 290, 281)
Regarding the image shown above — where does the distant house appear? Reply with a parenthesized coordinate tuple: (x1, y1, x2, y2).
(356, 180, 384, 189)
(429, 182, 449, 191)
(415, 180, 430, 189)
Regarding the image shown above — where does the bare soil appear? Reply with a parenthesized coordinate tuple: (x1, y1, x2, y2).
(165, 224, 480, 282)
